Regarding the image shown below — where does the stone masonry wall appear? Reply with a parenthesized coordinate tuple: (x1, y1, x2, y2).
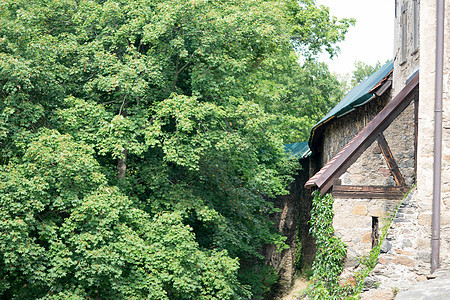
(359, 189, 431, 300)
(326, 0, 420, 275)
(331, 100, 416, 275)
(417, 0, 450, 273)
(320, 92, 391, 166)
(265, 172, 301, 298)
(441, 0, 450, 269)
(264, 159, 315, 298)
(393, 0, 420, 96)
(357, 1, 450, 297)
(333, 196, 399, 269)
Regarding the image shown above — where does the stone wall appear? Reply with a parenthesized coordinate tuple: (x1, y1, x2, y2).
(393, 0, 420, 96)
(438, 0, 450, 269)
(358, 184, 450, 298)
(340, 101, 416, 188)
(358, 0, 450, 297)
(302, 0, 450, 297)
(360, 189, 431, 299)
(264, 159, 315, 298)
(417, 0, 450, 273)
(329, 96, 416, 273)
(333, 196, 399, 270)
(297, 159, 316, 271)
(320, 92, 391, 166)
(321, 102, 419, 296)
(325, 0, 421, 286)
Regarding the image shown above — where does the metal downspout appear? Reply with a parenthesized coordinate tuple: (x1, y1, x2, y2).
(432, 0, 445, 274)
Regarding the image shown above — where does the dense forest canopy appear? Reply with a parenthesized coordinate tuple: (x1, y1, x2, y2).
(0, 0, 353, 298)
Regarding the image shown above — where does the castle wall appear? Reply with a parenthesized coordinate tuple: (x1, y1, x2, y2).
(264, 159, 315, 298)
(320, 92, 391, 166)
(393, 0, 420, 96)
(332, 100, 416, 273)
(360, 0, 450, 297)
(417, 0, 450, 270)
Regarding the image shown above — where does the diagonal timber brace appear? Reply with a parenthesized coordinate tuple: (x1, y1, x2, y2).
(377, 132, 406, 186)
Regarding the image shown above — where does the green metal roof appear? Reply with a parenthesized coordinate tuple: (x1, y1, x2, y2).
(284, 60, 393, 160)
(315, 60, 393, 126)
(309, 60, 393, 150)
(284, 141, 311, 159)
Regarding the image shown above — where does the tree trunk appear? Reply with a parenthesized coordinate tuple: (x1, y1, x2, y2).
(117, 148, 127, 179)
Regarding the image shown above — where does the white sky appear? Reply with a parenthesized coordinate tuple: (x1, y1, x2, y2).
(316, 0, 394, 76)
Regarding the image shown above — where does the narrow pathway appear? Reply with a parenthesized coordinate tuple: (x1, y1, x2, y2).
(395, 270, 450, 299)
(279, 276, 308, 300)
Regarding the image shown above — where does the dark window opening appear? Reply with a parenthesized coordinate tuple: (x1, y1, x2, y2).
(372, 216, 380, 248)
(413, 0, 419, 53)
(401, 3, 408, 63)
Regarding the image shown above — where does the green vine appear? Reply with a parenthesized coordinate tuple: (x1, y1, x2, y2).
(306, 191, 347, 300)
(304, 188, 414, 299)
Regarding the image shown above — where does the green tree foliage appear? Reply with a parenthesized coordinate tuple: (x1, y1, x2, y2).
(351, 60, 383, 87)
(0, 0, 352, 298)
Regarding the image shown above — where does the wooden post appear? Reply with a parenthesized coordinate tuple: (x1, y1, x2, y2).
(377, 132, 406, 186)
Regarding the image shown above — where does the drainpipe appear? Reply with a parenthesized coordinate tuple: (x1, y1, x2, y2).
(432, 0, 445, 274)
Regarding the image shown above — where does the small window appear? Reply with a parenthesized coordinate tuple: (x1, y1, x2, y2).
(371, 217, 379, 248)
(401, 3, 408, 63)
(412, 0, 419, 53)
(395, 0, 398, 17)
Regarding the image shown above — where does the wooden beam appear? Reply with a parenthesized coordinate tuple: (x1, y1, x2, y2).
(374, 80, 392, 97)
(314, 73, 419, 194)
(332, 185, 410, 199)
(377, 132, 406, 186)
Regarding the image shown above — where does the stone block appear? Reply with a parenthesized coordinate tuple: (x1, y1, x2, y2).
(363, 276, 378, 289)
(369, 210, 382, 218)
(418, 214, 432, 226)
(378, 167, 392, 177)
(394, 249, 414, 256)
(392, 256, 416, 267)
(418, 238, 430, 248)
(373, 145, 382, 154)
(378, 257, 390, 265)
(381, 240, 392, 253)
(402, 239, 413, 248)
(441, 211, 450, 226)
(362, 232, 372, 243)
(417, 251, 431, 261)
(353, 204, 368, 216)
(360, 289, 394, 300)
(416, 275, 427, 282)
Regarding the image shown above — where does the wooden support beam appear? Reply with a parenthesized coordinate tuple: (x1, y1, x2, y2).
(374, 80, 392, 97)
(377, 132, 406, 186)
(313, 74, 419, 194)
(332, 185, 410, 199)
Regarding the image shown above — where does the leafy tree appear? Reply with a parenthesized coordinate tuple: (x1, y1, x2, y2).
(0, 131, 243, 299)
(351, 60, 383, 87)
(0, 0, 352, 298)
